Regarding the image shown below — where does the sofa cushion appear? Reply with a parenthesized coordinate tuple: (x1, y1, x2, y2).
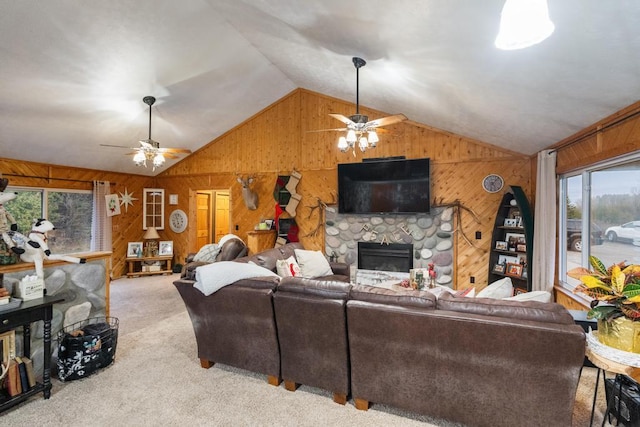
(278, 277, 352, 299)
(294, 249, 333, 278)
(276, 256, 301, 277)
(349, 284, 437, 310)
(436, 292, 574, 325)
(476, 277, 513, 299)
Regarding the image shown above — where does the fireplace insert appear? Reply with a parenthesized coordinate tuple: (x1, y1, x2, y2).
(357, 242, 413, 272)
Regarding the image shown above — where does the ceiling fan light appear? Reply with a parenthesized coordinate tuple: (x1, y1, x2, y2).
(367, 130, 379, 144)
(358, 136, 368, 151)
(346, 129, 357, 143)
(495, 0, 554, 50)
(133, 150, 146, 166)
(337, 136, 348, 152)
(153, 152, 165, 167)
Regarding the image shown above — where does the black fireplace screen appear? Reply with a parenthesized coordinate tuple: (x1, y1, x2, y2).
(357, 242, 413, 272)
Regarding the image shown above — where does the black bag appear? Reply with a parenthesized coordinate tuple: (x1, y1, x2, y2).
(57, 317, 119, 382)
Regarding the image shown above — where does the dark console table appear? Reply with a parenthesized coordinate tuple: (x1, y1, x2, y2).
(0, 296, 64, 412)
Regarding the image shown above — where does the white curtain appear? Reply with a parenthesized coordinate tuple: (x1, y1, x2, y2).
(91, 181, 113, 252)
(532, 150, 557, 294)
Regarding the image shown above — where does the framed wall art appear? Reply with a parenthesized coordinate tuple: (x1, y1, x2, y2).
(159, 241, 173, 256)
(127, 242, 143, 258)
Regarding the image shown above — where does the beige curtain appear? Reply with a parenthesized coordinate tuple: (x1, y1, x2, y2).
(532, 150, 556, 294)
(91, 181, 112, 252)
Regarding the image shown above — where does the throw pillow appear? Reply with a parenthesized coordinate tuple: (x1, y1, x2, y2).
(294, 249, 333, 278)
(476, 277, 513, 299)
(455, 287, 476, 298)
(193, 243, 221, 263)
(503, 290, 552, 303)
(276, 256, 301, 277)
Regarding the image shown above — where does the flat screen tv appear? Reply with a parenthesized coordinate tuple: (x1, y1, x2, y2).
(338, 157, 430, 214)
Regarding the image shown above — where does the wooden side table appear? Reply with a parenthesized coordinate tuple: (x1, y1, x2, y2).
(125, 255, 173, 277)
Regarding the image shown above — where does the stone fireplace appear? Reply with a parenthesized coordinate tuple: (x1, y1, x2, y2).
(324, 207, 454, 287)
(357, 242, 413, 272)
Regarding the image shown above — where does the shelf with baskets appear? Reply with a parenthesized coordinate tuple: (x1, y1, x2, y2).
(488, 186, 533, 294)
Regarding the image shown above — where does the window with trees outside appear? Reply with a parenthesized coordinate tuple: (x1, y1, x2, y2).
(7, 187, 93, 255)
(559, 154, 640, 291)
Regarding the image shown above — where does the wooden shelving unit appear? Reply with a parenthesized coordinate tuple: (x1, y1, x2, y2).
(487, 186, 534, 294)
(125, 255, 173, 278)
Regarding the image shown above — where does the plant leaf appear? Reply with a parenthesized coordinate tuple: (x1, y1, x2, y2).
(568, 267, 594, 281)
(587, 305, 618, 320)
(611, 265, 626, 294)
(580, 275, 611, 292)
(620, 304, 640, 320)
(590, 256, 607, 276)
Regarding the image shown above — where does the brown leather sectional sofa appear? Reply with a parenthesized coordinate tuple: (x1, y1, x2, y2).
(174, 243, 586, 427)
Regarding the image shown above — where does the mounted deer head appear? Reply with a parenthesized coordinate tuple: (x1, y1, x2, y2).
(236, 174, 258, 210)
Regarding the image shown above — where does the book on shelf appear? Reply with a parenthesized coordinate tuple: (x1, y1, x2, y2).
(22, 356, 36, 388)
(6, 359, 21, 397)
(14, 356, 30, 392)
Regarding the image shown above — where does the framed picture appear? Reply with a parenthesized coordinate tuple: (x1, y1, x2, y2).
(127, 242, 143, 257)
(506, 263, 523, 277)
(516, 243, 527, 252)
(493, 264, 505, 273)
(505, 233, 525, 252)
(495, 241, 508, 251)
(504, 218, 518, 227)
(159, 241, 173, 256)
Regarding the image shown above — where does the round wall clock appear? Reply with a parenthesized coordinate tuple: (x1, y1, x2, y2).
(169, 209, 188, 233)
(482, 174, 504, 193)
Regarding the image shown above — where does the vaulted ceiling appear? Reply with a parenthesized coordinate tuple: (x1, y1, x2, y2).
(2, 1, 639, 176)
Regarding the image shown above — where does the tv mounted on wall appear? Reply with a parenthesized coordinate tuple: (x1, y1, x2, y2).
(338, 157, 431, 214)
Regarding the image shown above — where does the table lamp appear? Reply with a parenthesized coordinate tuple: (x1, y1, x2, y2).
(143, 226, 160, 257)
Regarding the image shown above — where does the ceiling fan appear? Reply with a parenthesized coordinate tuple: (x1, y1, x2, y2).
(311, 57, 407, 155)
(101, 96, 192, 171)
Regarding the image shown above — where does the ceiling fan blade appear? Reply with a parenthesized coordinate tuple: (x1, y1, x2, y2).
(163, 153, 179, 159)
(329, 114, 356, 126)
(100, 144, 136, 149)
(366, 114, 408, 128)
(306, 127, 349, 133)
(159, 148, 192, 154)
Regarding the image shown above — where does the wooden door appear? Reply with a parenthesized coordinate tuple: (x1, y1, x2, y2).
(214, 191, 230, 242)
(196, 192, 211, 250)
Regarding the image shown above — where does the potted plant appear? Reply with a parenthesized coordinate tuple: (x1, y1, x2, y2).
(570, 256, 640, 353)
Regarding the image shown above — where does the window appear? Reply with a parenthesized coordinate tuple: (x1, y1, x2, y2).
(7, 187, 92, 254)
(559, 154, 640, 290)
(143, 188, 164, 230)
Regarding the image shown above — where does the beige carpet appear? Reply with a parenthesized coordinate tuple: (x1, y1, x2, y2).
(0, 274, 612, 425)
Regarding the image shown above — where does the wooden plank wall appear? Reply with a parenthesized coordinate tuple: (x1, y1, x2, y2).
(158, 89, 533, 289)
(0, 158, 154, 278)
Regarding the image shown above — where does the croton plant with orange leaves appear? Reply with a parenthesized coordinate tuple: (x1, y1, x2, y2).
(569, 256, 640, 321)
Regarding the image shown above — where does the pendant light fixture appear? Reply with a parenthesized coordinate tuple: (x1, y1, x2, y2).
(495, 0, 555, 50)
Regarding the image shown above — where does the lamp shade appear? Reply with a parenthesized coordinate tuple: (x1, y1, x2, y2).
(143, 226, 160, 240)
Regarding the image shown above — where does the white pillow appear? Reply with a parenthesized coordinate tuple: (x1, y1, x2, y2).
(276, 256, 301, 277)
(294, 249, 333, 278)
(193, 243, 221, 263)
(503, 291, 552, 303)
(476, 277, 513, 299)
